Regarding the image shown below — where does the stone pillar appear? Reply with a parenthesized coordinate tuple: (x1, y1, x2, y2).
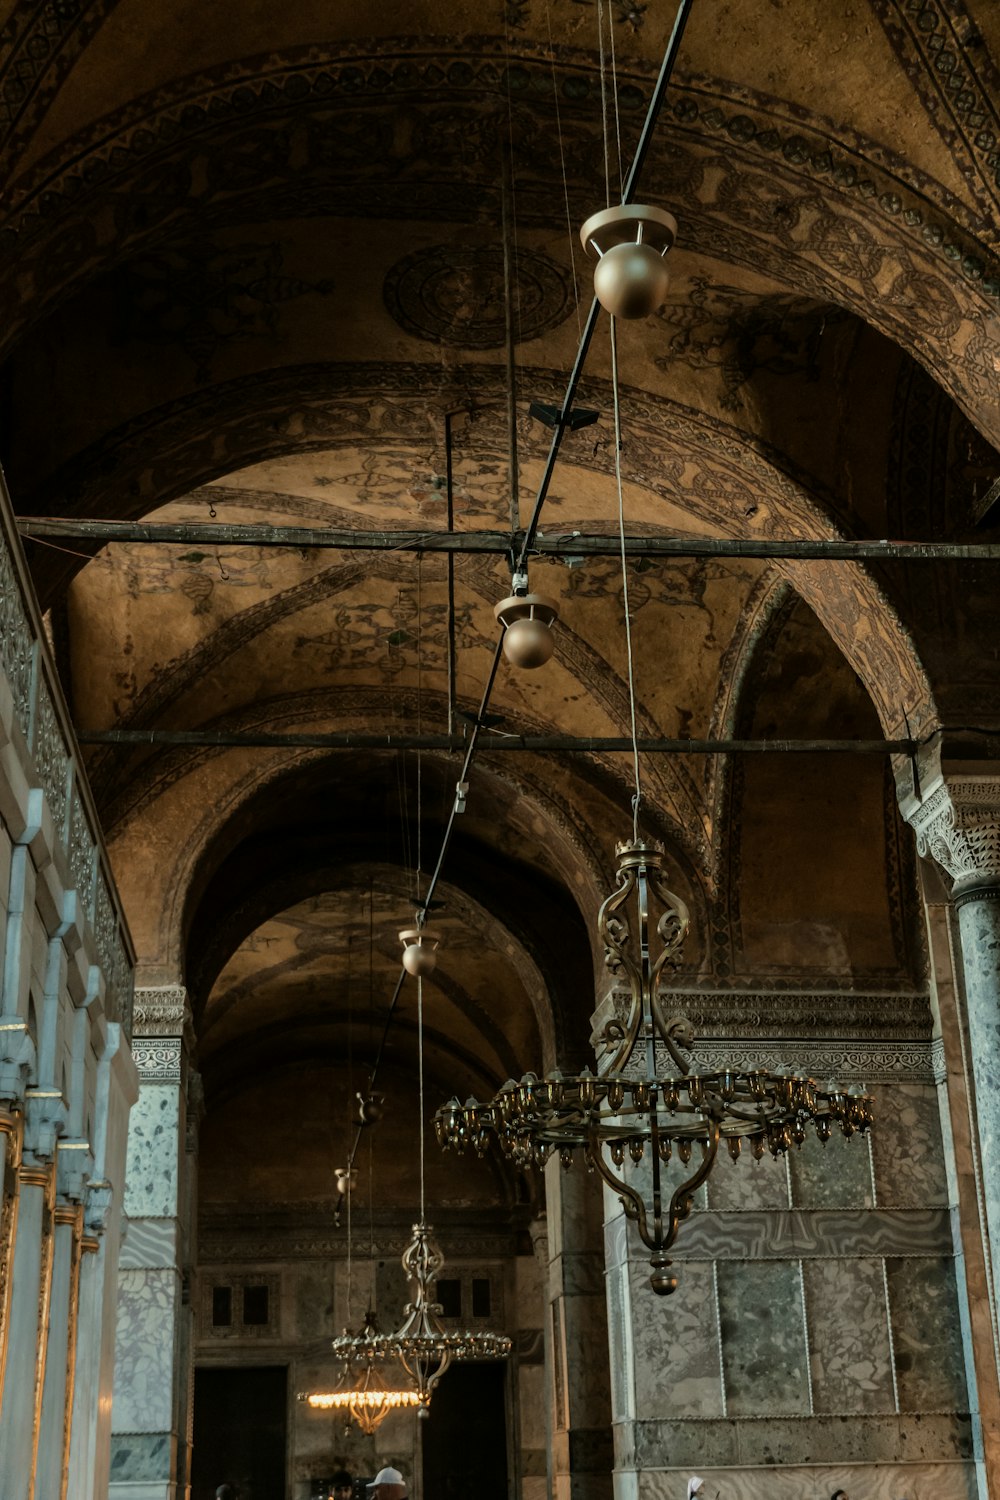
(0, 1086, 64, 1500)
(542, 1155, 613, 1500)
(902, 771, 1000, 1325)
(110, 985, 196, 1500)
(68, 1021, 138, 1500)
(36, 1141, 90, 1500)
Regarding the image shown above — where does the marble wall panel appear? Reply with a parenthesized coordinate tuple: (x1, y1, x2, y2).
(123, 1085, 180, 1220)
(108, 1432, 174, 1482)
(885, 1256, 969, 1412)
(802, 1257, 894, 1412)
(788, 1129, 874, 1209)
(632, 1460, 976, 1500)
(629, 1258, 723, 1419)
(625, 1412, 973, 1468)
(708, 1150, 789, 1211)
(870, 1082, 948, 1209)
(111, 1267, 181, 1433)
(607, 1261, 632, 1424)
(117, 1217, 177, 1270)
(716, 1261, 810, 1416)
(671, 1207, 950, 1259)
(519, 1363, 547, 1448)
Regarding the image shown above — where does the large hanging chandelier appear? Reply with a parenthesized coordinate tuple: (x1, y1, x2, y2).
(330, 1218, 511, 1416)
(436, 838, 873, 1295)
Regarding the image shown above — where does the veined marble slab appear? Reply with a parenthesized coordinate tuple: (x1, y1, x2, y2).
(717, 1261, 810, 1416)
(616, 1412, 974, 1467)
(628, 1460, 975, 1500)
(803, 1257, 894, 1412)
(664, 1207, 952, 1259)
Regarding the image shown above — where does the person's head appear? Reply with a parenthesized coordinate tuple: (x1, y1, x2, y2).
(332, 1471, 354, 1500)
(831, 1490, 849, 1500)
(216, 1488, 236, 1500)
(367, 1466, 407, 1500)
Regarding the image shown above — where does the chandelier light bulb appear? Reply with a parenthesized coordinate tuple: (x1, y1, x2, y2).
(494, 593, 559, 669)
(580, 203, 677, 320)
(400, 927, 440, 977)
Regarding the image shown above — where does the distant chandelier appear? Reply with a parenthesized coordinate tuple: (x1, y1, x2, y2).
(330, 1220, 511, 1416)
(304, 1309, 420, 1434)
(436, 838, 873, 1295)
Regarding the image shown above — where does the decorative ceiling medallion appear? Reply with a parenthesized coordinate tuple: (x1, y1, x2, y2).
(383, 245, 572, 349)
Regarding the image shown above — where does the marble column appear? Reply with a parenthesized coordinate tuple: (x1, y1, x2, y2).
(902, 771, 1000, 1333)
(68, 1019, 139, 1500)
(36, 1141, 91, 1500)
(110, 985, 196, 1500)
(542, 1155, 613, 1500)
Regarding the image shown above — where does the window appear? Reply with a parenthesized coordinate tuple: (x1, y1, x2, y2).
(437, 1278, 462, 1317)
(242, 1285, 270, 1325)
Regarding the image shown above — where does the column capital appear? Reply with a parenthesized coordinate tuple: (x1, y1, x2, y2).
(132, 985, 194, 1043)
(900, 768, 1000, 894)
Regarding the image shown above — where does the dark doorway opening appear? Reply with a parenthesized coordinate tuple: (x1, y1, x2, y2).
(422, 1361, 509, 1500)
(191, 1364, 288, 1500)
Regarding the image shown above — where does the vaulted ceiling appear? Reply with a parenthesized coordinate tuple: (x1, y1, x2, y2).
(1, 0, 992, 1207)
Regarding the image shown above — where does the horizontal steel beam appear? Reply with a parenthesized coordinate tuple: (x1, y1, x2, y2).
(16, 516, 1000, 562)
(76, 727, 927, 754)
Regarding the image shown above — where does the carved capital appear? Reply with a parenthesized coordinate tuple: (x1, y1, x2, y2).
(902, 773, 1000, 893)
(23, 1087, 67, 1162)
(56, 1140, 94, 1203)
(84, 1180, 114, 1240)
(0, 1021, 36, 1105)
(132, 986, 195, 1052)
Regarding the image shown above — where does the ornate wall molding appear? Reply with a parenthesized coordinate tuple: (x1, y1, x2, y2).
(129, 1042, 182, 1086)
(902, 773, 1000, 891)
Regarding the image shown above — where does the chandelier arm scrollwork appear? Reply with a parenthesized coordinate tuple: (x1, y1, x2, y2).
(596, 866, 644, 1073)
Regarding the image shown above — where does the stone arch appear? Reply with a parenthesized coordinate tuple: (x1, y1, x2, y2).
(1, 47, 997, 441)
(37, 359, 937, 738)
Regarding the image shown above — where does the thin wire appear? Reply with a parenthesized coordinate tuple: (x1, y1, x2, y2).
(545, 0, 583, 339)
(610, 314, 642, 841)
(596, 0, 611, 206)
(607, 0, 624, 198)
(416, 555, 423, 905)
(346, 932, 354, 1313)
(418, 973, 426, 1222)
(368, 1128, 376, 1310)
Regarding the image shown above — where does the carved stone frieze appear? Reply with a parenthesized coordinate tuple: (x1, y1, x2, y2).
(132, 987, 195, 1055)
(593, 987, 932, 1046)
(130, 1042, 183, 1086)
(902, 773, 1000, 893)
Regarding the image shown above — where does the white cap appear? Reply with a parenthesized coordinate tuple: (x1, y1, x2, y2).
(367, 1470, 405, 1491)
(687, 1479, 705, 1500)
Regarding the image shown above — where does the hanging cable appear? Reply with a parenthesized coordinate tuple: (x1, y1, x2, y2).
(545, 0, 583, 339)
(418, 973, 426, 1222)
(610, 314, 643, 841)
(607, 0, 624, 198)
(343, 1, 694, 1168)
(416, 554, 423, 907)
(597, 0, 611, 207)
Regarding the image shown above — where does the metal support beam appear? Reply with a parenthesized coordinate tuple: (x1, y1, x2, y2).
(17, 518, 1000, 561)
(75, 727, 987, 755)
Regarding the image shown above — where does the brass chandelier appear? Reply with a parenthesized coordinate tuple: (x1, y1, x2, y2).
(329, 1217, 510, 1416)
(304, 1308, 421, 1433)
(436, 838, 873, 1295)
(308, 975, 510, 1425)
